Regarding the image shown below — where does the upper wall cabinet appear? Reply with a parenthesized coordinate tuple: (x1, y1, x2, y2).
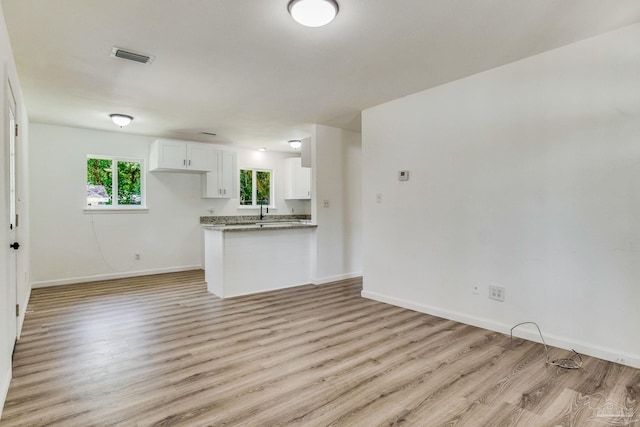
(149, 139, 214, 172)
(284, 157, 311, 200)
(201, 149, 237, 198)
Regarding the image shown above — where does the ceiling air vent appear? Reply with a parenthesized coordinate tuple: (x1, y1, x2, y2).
(111, 47, 155, 64)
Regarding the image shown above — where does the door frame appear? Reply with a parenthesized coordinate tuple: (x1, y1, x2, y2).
(6, 78, 18, 351)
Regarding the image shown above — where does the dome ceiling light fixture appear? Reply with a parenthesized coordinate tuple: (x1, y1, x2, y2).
(110, 113, 133, 127)
(289, 139, 302, 149)
(288, 0, 339, 28)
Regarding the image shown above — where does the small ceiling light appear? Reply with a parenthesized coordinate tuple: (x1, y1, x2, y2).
(110, 114, 133, 127)
(258, 147, 267, 152)
(289, 139, 302, 149)
(288, 0, 339, 27)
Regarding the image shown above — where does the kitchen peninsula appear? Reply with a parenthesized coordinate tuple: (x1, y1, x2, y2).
(202, 216, 317, 298)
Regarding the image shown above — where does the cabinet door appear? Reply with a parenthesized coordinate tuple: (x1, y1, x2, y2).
(202, 150, 222, 198)
(295, 165, 311, 199)
(284, 157, 311, 199)
(157, 140, 187, 169)
(187, 143, 213, 172)
(201, 169, 222, 198)
(220, 151, 236, 198)
(201, 150, 236, 198)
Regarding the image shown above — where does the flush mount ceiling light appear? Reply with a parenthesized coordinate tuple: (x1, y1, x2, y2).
(288, 139, 302, 149)
(110, 114, 133, 127)
(258, 147, 267, 152)
(288, 0, 339, 27)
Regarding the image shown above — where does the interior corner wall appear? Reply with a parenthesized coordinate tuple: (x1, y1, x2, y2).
(311, 124, 362, 284)
(0, 2, 29, 417)
(28, 123, 310, 287)
(361, 23, 640, 368)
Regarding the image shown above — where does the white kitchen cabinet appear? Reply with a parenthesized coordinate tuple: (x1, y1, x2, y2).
(202, 149, 237, 198)
(149, 139, 214, 172)
(284, 157, 311, 200)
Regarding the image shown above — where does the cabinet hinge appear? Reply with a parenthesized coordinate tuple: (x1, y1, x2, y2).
(16, 304, 19, 317)
(15, 124, 18, 137)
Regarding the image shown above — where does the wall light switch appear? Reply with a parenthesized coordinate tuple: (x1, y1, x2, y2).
(376, 193, 382, 204)
(399, 170, 409, 181)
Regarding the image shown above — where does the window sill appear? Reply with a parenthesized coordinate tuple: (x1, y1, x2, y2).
(84, 207, 149, 214)
(237, 206, 277, 210)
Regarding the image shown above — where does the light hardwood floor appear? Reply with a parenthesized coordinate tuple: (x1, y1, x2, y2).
(1, 271, 638, 426)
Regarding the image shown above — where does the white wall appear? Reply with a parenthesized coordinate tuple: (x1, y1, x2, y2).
(0, 3, 30, 417)
(311, 124, 362, 284)
(29, 123, 310, 287)
(362, 24, 640, 368)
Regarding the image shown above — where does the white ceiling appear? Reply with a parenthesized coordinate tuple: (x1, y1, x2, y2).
(2, 0, 640, 152)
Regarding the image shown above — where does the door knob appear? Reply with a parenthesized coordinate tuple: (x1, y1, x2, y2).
(9, 242, 20, 250)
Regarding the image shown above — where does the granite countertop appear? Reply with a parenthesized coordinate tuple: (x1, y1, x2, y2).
(204, 221, 316, 232)
(201, 214, 316, 232)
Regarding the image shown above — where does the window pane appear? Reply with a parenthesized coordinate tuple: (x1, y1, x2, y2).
(256, 171, 270, 205)
(87, 158, 113, 206)
(240, 169, 253, 205)
(117, 161, 142, 205)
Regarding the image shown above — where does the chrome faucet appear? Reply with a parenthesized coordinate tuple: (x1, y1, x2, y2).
(259, 202, 269, 220)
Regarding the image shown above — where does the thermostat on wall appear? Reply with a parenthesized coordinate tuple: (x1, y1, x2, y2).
(398, 170, 409, 181)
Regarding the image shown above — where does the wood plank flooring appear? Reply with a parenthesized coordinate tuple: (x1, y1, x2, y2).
(1, 270, 639, 426)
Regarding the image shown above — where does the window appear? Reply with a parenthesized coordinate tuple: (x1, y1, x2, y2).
(239, 168, 273, 207)
(86, 156, 145, 209)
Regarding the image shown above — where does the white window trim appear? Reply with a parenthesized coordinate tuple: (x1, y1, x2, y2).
(86, 154, 147, 211)
(238, 168, 276, 209)
(83, 207, 149, 214)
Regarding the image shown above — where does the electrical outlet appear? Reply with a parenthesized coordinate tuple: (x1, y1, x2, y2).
(135, 252, 141, 260)
(472, 285, 481, 295)
(323, 200, 330, 208)
(488, 285, 505, 302)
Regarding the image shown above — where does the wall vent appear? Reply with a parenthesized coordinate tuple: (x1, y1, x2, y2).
(111, 47, 155, 64)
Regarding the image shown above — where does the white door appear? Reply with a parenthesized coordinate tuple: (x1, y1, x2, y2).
(6, 82, 18, 353)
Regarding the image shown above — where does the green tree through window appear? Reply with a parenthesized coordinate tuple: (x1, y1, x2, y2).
(87, 156, 144, 208)
(256, 171, 270, 205)
(117, 161, 142, 205)
(240, 169, 253, 205)
(87, 158, 113, 205)
(239, 168, 272, 207)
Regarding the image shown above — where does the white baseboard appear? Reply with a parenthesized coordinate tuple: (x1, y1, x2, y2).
(0, 365, 11, 420)
(216, 281, 313, 299)
(312, 271, 362, 285)
(17, 286, 31, 339)
(31, 265, 203, 288)
(361, 289, 640, 369)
